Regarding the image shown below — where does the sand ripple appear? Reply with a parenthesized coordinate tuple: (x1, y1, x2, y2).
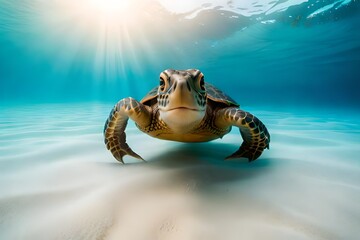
(0, 103, 359, 240)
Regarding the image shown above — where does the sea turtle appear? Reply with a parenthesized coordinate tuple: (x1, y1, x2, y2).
(104, 69, 270, 163)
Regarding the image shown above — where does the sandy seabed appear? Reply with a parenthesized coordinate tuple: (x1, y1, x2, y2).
(0, 103, 359, 240)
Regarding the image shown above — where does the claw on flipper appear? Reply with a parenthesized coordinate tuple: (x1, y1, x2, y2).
(104, 97, 152, 164)
(225, 143, 263, 162)
(109, 148, 145, 164)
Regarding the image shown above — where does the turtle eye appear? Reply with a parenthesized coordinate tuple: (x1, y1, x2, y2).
(159, 77, 166, 91)
(199, 76, 205, 91)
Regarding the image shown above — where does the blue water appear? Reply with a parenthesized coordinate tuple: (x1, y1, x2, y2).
(1, 0, 359, 107)
(1, 0, 360, 239)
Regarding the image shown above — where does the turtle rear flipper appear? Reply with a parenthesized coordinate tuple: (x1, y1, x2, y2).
(104, 98, 152, 163)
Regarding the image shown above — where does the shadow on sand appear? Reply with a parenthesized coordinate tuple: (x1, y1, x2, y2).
(101, 141, 276, 191)
(142, 141, 275, 187)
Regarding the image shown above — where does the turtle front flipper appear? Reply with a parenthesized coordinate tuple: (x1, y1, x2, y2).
(104, 98, 152, 163)
(215, 108, 270, 161)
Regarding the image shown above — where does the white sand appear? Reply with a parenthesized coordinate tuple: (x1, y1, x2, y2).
(0, 104, 359, 240)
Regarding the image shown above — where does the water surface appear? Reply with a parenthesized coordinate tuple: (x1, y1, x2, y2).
(1, 0, 359, 239)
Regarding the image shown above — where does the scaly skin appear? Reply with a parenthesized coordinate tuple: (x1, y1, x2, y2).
(215, 107, 270, 161)
(103, 97, 152, 163)
(104, 69, 270, 163)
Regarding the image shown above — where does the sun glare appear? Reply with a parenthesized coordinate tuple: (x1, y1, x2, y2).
(89, 0, 132, 21)
(43, 0, 162, 85)
(46, 0, 150, 81)
(87, 0, 137, 24)
(90, 0, 130, 12)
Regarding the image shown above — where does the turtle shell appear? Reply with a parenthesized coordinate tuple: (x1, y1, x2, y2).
(205, 83, 239, 107)
(141, 83, 239, 107)
(140, 86, 158, 106)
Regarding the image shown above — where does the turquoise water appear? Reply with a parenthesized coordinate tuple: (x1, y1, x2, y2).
(1, 104, 359, 239)
(1, 0, 360, 239)
(1, 0, 359, 106)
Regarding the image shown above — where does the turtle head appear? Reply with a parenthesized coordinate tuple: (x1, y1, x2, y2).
(157, 69, 207, 133)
